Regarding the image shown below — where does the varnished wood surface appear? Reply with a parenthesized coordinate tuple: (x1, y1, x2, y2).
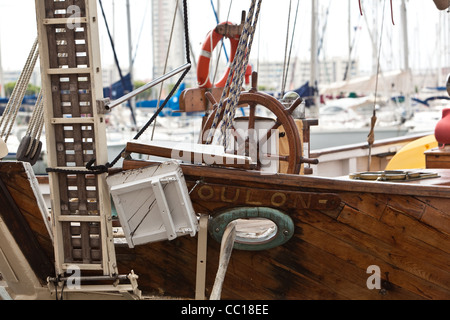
(116, 160, 450, 299)
(425, 147, 450, 169)
(1, 160, 449, 299)
(124, 159, 450, 197)
(0, 162, 54, 284)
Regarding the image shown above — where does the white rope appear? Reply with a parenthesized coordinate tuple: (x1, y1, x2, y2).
(0, 38, 39, 143)
(25, 89, 43, 136)
(368, 0, 387, 170)
(25, 90, 45, 157)
(281, 0, 300, 96)
(206, 0, 262, 148)
(31, 101, 45, 157)
(281, 0, 292, 96)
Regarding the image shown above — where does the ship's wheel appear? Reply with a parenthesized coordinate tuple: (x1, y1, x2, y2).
(200, 72, 305, 174)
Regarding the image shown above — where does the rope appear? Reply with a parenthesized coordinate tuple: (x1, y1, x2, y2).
(0, 38, 39, 143)
(25, 89, 42, 137)
(212, 1, 233, 88)
(206, 0, 262, 148)
(368, 0, 387, 170)
(210, 0, 230, 62)
(359, 0, 395, 25)
(281, 0, 300, 97)
(281, 0, 292, 97)
(151, 0, 180, 141)
(47, 0, 192, 175)
(98, 0, 137, 126)
(23, 89, 45, 157)
(220, 1, 262, 148)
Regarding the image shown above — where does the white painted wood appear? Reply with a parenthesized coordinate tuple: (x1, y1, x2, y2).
(23, 162, 52, 240)
(43, 17, 88, 25)
(46, 67, 91, 75)
(50, 117, 95, 124)
(0, 138, 8, 158)
(107, 161, 198, 248)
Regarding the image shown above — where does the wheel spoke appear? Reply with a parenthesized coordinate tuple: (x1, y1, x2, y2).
(200, 89, 304, 174)
(248, 102, 257, 130)
(258, 120, 281, 147)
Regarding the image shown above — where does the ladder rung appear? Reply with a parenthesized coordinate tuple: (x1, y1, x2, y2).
(51, 117, 95, 124)
(48, 166, 94, 172)
(43, 17, 88, 25)
(58, 215, 102, 222)
(38, 0, 117, 277)
(50, 284, 134, 293)
(46, 68, 91, 75)
(61, 263, 103, 271)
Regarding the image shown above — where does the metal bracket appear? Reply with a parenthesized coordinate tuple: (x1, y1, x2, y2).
(46, 271, 141, 300)
(96, 98, 111, 114)
(195, 214, 209, 300)
(104, 63, 191, 111)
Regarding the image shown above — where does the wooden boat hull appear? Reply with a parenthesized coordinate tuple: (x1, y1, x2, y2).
(1, 161, 449, 299)
(115, 161, 450, 300)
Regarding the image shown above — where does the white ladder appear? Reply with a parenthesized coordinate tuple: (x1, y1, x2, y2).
(35, 0, 116, 277)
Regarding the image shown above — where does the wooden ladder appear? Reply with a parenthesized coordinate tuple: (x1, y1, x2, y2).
(35, 0, 117, 277)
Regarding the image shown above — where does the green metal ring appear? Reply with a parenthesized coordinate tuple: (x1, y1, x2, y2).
(208, 207, 295, 251)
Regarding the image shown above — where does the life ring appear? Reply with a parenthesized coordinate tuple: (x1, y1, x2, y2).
(197, 22, 252, 88)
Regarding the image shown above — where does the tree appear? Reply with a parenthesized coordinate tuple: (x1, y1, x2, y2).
(4, 81, 40, 97)
(133, 80, 153, 101)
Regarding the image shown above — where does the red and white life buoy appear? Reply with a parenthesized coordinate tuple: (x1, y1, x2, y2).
(197, 22, 252, 88)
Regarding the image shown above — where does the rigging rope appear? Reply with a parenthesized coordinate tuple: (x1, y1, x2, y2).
(47, 0, 192, 175)
(206, 0, 262, 148)
(281, 0, 293, 97)
(0, 38, 39, 143)
(210, 0, 230, 62)
(359, 0, 395, 25)
(24, 89, 45, 157)
(281, 0, 300, 96)
(151, 0, 180, 141)
(212, 1, 234, 87)
(98, 0, 137, 127)
(367, 0, 388, 170)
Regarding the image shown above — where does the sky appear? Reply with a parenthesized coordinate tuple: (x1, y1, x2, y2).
(0, 0, 448, 83)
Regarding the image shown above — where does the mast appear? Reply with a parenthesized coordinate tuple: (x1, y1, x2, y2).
(0, 31, 4, 97)
(126, 0, 133, 81)
(347, 0, 352, 81)
(401, 0, 409, 72)
(401, 0, 411, 118)
(126, 0, 137, 127)
(310, 0, 319, 116)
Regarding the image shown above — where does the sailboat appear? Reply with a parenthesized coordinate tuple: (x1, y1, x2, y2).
(0, 0, 448, 301)
(310, 0, 437, 150)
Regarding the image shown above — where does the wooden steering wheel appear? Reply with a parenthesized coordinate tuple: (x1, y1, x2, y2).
(200, 72, 307, 174)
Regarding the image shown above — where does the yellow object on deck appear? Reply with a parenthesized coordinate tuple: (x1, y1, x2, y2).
(385, 135, 437, 170)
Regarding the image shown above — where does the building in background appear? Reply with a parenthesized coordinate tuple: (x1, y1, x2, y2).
(151, 0, 196, 97)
